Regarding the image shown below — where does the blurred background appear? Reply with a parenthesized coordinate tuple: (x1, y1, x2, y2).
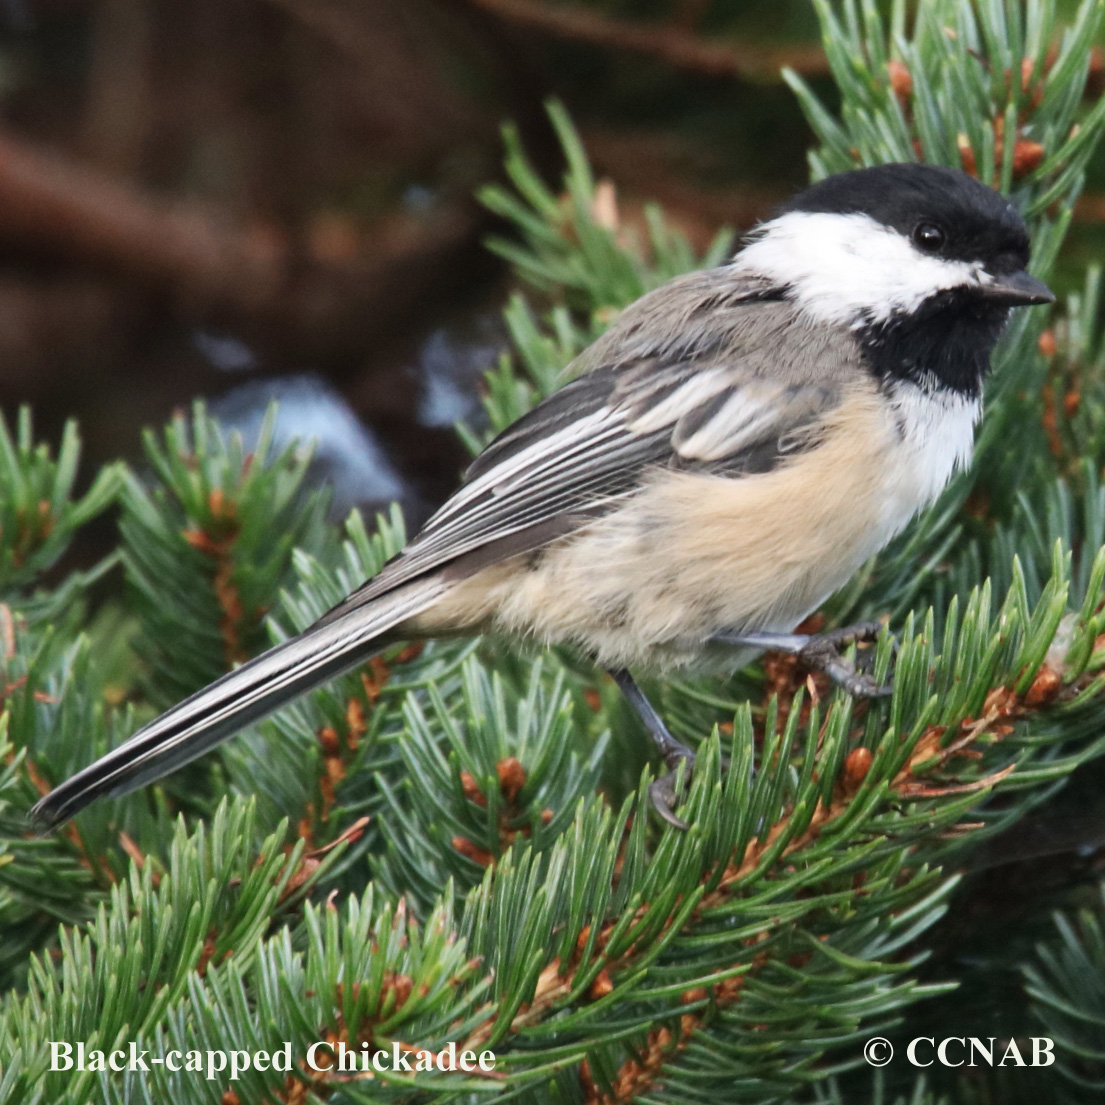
(0, 0, 1101, 527)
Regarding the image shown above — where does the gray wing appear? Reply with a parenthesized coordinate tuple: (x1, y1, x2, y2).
(324, 271, 860, 618)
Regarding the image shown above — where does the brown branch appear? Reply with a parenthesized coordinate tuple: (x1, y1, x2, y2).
(0, 129, 483, 361)
(0, 129, 282, 305)
(453, 0, 828, 81)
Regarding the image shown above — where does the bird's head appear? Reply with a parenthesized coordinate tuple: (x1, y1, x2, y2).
(735, 163, 1053, 395)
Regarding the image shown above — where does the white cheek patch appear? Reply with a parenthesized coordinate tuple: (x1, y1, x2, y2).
(734, 211, 983, 327)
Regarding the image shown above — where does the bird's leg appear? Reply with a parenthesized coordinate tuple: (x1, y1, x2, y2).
(712, 620, 894, 698)
(608, 668, 694, 830)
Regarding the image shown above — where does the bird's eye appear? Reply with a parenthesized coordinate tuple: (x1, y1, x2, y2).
(912, 222, 946, 253)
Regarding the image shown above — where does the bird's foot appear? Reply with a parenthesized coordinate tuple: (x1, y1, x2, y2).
(713, 620, 894, 698)
(797, 634, 892, 697)
(648, 748, 696, 831)
(608, 667, 697, 830)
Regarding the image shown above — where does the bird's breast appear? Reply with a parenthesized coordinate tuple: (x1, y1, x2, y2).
(415, 382, 977, 671)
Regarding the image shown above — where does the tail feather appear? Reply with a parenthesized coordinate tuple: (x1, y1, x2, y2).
(31, 577, 447, 830)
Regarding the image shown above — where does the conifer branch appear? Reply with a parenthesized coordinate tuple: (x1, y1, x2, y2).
(4, 3, 1105, 1103)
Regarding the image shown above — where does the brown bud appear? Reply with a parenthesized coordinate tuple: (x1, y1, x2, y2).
(1011, 139, 1045, 179)
(1018, 57, 1046, 110)
(795, 612, 826, 634)
(394, 641, 425, 664)
(452, 836, 495, 867)
(982, 686, 1019, 717)
(459, 770, 487, 807)
(590, 968, 614, 1000)
(1088, 46, 1105, 99)
(844, 746, 873, 787)
(1038, 329, 1057, 358)
(957, 134, 977, 177)
(283, 856, 320, 895)
(345, 697, 366, 743)
(497, 756, 527, 801)
(182, 529, 219, 555)
(580, 1057, 596, 1095)
(382, 972, 413, 1010)
(887, 59, 912, 105)
(590, 179, 620, 232)
(1024, 664, 1062, 707)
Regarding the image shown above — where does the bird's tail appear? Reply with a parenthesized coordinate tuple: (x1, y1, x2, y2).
(30, 576, 448, 830)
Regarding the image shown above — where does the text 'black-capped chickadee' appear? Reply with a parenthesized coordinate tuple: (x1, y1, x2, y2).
(32, 163, 1054, 832)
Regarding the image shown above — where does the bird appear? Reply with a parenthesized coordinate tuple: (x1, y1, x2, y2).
(31, 162, 1054, 832)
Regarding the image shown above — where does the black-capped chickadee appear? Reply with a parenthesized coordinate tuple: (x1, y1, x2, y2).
(32, 163, 1053, 831)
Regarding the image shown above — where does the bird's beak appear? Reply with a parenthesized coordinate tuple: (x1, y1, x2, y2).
(977, 270, 1055, 306)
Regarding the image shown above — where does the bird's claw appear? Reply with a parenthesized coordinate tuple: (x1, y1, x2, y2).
(798, 624, 894, 698)
(645, 751, 693, 830)
(816, 620, 882, 649)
